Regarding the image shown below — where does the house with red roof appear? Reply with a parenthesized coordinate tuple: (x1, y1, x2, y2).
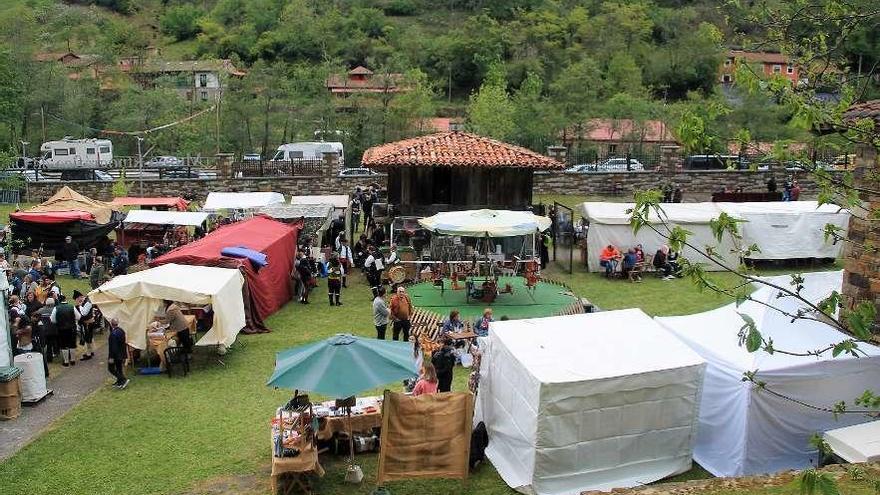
(721, 50, 799, 85)
(362, 131, 564, 215)
(326, 66, 405, 97)
(566, 118, 678, 156)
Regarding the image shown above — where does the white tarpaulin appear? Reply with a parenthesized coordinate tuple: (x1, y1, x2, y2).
(824, 421, 880, 463)
(419, 209, 551, 238)
(0, 273, 10, 367)
(123, 209, 210, 227)
(656, 271, 880, 477)
(89, 264, 246, 350)
(715, 202, 849, 260)
(203, 192, 285, 211)
(290, 195, 349, 210)
(476, 309, 706, 495)
(580, 202, 740, 272)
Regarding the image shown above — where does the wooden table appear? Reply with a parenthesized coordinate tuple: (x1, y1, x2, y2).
(315, 411, 382, 441)
(270, 428, 324, 494)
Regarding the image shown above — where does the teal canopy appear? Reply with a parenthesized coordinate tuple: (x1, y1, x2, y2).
(267, 334, 417, 398)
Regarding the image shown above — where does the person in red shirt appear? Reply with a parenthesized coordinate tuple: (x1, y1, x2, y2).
(412, 362, 439, 396)
(599, 245, 622, 278)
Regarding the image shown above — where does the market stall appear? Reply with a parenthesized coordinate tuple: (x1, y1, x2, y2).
(290, 195, 350, 246)
(89, 263, 246, 350)
(656, 271, 880, 477)
(116, 210, 210, 248)
(10, 186, 124, 252)
(476, 309, 706, 495)
(109, 196, 189, 211)
(259, 204, 334, 241)
(203, 191, 285, 212)
(151, 216, 300, 331)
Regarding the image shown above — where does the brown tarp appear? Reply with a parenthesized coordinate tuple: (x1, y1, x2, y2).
(27, 186, 118, 224)
(377, 391, 473, 484)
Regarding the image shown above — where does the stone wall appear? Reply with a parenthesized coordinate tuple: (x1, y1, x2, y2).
(840, 144, 880, 326)
(534, 169, 829, 201)
(22, 174, 389, 204)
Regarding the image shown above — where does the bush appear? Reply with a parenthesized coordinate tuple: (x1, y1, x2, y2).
(160, 4, 205, 41)
(383, 0, 420, 16)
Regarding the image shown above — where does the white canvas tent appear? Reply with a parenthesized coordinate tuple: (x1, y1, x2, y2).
(580, 202, 740, 272)
(656, 271, 880, 477)
(419, 209, 551, 238)
(476, 309, 706, 495)
(0, 272, 10, 367)
(123, 209, 210, 227)
(203, 192, 285, 211)
(824, 421, 880, 463)
(290, 195, 350, 239)
(89, 264, 246, 350)
(715, 202, 849, 260)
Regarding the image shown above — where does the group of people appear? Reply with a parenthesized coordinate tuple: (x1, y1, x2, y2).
(598, 243, 681, 280)
(766, 176, 802, 201)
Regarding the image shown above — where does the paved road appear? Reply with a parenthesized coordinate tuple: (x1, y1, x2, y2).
(0, 351, 111, 461)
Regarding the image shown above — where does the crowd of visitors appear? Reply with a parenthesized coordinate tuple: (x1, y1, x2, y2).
(598, 243, 680, 281)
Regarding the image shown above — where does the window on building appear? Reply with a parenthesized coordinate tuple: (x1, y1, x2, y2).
(86, 148, 95, 155)
(724, 58, 733, 67)
(200, 90, 208, 101)
(773, 64, 782, 73)
(199, 73, 207, 87)
(608, 144, 617, 155)
(54, 148, 69, 156)
(722, 74, 732, 83)
(787, 65, 794, 74)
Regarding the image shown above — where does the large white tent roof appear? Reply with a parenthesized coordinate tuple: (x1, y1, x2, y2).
(123, 209, 210, 226)
(290, 195, 349, 209)
(89, 264, 246, 350)
(657, 271, 879, 371)
(203, 192, 285, 210)
(418, 209, 551, 238)
(824, 421, 880, 463)
(491, 309, 705, 382)
(581, 202, 724, 225)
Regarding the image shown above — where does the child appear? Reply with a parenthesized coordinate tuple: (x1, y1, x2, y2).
(412, 363, 439, 396)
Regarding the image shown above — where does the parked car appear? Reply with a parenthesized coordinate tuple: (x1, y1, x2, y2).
(338, 168, 381, 177)
(163, 169, 214, 179)
(145, 156, 183, 168)
(831, 154, 856, 170)
(242, 153, 262, 162)
(0, 170, 54, 183)
(566, 158, 645, 172)
(60, 169, 113, 181)
(684, 155, 750, 170)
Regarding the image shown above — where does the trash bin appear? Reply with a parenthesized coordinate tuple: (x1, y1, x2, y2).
(0, 366, 23, 420)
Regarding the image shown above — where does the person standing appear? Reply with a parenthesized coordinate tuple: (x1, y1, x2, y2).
(372, 287, 389, 340)
(364, 246, 384, 295)
(540, 233, 550, 269)
(296, 251, 314, 304)
(389, 285, 413, 342)
(350, 194, 361, 233)
(107, 318, 129, 389)
(164, 300, 193, 352)
(327, 256, 343, 306)
(89, 256, 106, 290)
(51, 294, 78, 366)
(111, 248, 129, 276)
(36, 297, 57, 363)
(431, 338, 456, 393)
(362, 188, 375, 230)
(73, 290, 96, 360)
(61, 236, 81, 278)
(412, 363, 439, 396)
(338, 237, 354, 288)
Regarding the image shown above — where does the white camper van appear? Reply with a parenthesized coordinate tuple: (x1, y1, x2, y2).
(271, 142, 344, 165)
(39, 138, 114, 168)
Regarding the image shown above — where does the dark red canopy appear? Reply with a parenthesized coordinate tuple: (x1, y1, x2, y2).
(151, 216, 300, 331)
(110, 197, 189, 211)
(10, 211, 95, 224)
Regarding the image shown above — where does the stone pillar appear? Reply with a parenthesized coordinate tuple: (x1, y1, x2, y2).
(546, 145, 568, 163)
(322, 151, 340, 176)
(215, 152, 234, 179)
(841, 143, 880, 330)
(660, 145, 681, 174)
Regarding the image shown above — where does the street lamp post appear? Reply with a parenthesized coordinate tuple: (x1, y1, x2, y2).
(20, 141, 29, 202)
(136, 136, 144, 196)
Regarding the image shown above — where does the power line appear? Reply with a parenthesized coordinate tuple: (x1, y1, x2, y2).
(46, 104, 217, 137)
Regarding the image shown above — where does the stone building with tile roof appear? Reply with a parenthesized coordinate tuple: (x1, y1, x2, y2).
(362, 131, 563, 215)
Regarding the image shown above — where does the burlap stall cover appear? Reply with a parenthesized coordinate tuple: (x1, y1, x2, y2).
(376, 391, 473, 484)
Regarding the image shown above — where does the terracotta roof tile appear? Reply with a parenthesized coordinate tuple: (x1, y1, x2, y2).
(362, 131, 564, 169)
(843, 100, 880, 123)
(729, 50, 790, 65)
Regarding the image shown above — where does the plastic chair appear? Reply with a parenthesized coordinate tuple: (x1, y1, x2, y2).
(164, 346, 191, 378)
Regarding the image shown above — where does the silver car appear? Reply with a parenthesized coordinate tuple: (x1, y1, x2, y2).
(145, 156, 183, 168)
(338, 168, 381, 177)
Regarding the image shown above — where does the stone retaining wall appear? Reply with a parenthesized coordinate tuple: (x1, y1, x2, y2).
(22, 169, 837, 204)
(534, 169, 831, 201)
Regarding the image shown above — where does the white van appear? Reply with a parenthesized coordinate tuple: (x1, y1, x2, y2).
(39, 138, 114, 168)
(271, 142, 344, 165)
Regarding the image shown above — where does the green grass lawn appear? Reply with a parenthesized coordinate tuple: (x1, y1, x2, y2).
(0, 194, 839, 495)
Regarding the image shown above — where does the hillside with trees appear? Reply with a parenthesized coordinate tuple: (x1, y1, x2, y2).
(0, 0, 878, 161)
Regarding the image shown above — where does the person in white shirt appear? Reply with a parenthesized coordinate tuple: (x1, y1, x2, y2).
(337, 237, 354, 288)
(364, 245, 384, 295)
(386, 244, 400, 266)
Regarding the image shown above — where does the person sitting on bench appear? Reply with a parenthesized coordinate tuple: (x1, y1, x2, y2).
(599, 245, 622, 278)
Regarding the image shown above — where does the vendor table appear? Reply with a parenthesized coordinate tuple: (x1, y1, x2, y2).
(270, 423, 324, 495)
(313, 396, 382, 441)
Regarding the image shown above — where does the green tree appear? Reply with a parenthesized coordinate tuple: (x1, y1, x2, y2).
(511, 71, 553, 146)
(389, 68, 437, 137)
(466, 62, 514, 140)
(550, 58, 605, 143)
(161, 4, 205, 41)
(604, 53, 644, 97)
